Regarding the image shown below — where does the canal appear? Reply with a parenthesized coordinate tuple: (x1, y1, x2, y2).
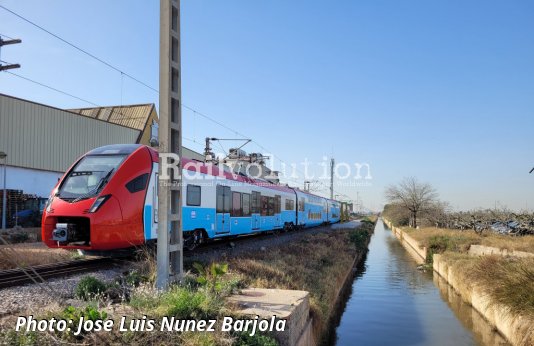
(334, 219, 507, 346)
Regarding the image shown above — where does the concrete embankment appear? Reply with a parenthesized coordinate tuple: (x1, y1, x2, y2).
(382, 218, 534, 346)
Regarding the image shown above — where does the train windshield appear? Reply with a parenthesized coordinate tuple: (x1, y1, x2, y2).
(57, 155, 126, 199)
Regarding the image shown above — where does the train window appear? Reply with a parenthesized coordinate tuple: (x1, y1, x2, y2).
(285, 199, 295, 210)
(186, 185, 201, 206)
(261, 196, 268, 216)
(216, 186, 232, 213)
(125, 173, 149, 193)
(274, 195, 281, 214)
(224, 187, 232, 213)
(252, 191, 261, 214)
(242, 193, 251, 216)
(232, 192, 242, 217)
(299, 198, 305, 211)
(216, 185, 224, 213)
(268, 197, 275, 216)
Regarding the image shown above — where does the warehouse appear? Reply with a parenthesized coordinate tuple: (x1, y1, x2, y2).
(0, 93, 202, 226)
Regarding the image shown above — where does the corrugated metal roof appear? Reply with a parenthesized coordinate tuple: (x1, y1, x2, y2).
(68, 104, 155, 131)
(0, 94, 140, 172)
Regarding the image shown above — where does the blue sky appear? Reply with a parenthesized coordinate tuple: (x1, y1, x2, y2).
(1, 0, 533, 211)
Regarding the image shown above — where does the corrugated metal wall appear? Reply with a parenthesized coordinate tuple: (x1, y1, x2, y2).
(0, 94, 140, 172)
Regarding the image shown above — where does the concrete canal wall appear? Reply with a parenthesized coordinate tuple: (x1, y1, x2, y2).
(384, 219, 427, 264)
(383, 218, 533, 346)
(468, 244, 534, 259)
(228, 288, 314, 346)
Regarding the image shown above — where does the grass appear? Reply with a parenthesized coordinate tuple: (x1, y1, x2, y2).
(471, 256, 534, 317)
(129, 284, 225, 320)
(0, 245, 73, 270)
(402, 226, 534, 257)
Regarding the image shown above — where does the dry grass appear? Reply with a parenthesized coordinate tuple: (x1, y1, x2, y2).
(0, 244, 73, 270)
(227, 224, 373, 343)
(480, 235, 534, 253)
(403, 226, 534, 254)
(471, 256, 534, 317)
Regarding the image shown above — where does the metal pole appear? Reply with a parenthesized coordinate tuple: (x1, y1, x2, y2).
(157, 0, 183, 289)
(330, 158, 334, 200)
(2, 160, 6, 230)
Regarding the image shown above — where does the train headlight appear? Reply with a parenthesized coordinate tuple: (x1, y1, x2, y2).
(45, 196, 54, 213)
(89, 195, 111, 213)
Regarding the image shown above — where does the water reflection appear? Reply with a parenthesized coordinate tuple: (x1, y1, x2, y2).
(334, 220, 506, 346)
(433, 274, 508, 346)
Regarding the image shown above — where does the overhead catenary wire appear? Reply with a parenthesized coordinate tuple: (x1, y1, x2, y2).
(0, 33, 15, 40)
(1, 4, 353, 201)
(4, 71, 150, 123)
(6, 71, 99, 106)
(0, 4, 159, 93)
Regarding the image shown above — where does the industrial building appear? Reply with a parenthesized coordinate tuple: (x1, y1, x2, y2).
(0, 93, 202, 225)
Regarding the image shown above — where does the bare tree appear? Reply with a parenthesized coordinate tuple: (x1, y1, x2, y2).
(385, 177, 438, 228)
(423, 200, 451, 228)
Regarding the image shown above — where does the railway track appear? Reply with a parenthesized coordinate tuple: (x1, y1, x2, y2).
(0, 257, 125, 289)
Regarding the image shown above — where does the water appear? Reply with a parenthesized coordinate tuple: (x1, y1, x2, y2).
(334, 220, 507, 346)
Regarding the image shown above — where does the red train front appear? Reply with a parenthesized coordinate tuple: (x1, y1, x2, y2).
(42, 144, 158, 251)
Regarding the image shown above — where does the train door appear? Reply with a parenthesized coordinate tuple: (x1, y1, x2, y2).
(298, 197, 306, 226)
(216, 185, 231, 234)
(251, 191, 260, 230)
(274, 195, 281, 228)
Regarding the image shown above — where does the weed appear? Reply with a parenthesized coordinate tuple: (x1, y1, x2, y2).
(61, 305, 108, 322)
(193, 262, 228, 294)
(75, 276, 107, 300)
(123, 269, 146, 287)
(70, 251, 85, 260)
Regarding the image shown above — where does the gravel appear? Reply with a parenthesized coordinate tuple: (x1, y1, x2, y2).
(0, 266, 127, 325)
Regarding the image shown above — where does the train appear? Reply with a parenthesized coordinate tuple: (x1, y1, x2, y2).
(42, 144, 341, 252)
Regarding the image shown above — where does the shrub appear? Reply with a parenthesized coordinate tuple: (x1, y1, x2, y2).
(349, 229, 369, 250)
(426, 235, 453, 263)
(123, 270, 146, 287)
(57, 305, 108, 339)
(75, 276, 107, 300)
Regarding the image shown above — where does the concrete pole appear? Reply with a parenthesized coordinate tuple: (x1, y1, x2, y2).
(157, 0, 183, 289)
(2, 160, 6, 230)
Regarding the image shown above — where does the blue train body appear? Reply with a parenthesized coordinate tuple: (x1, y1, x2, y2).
(143, 160, 341, 244)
